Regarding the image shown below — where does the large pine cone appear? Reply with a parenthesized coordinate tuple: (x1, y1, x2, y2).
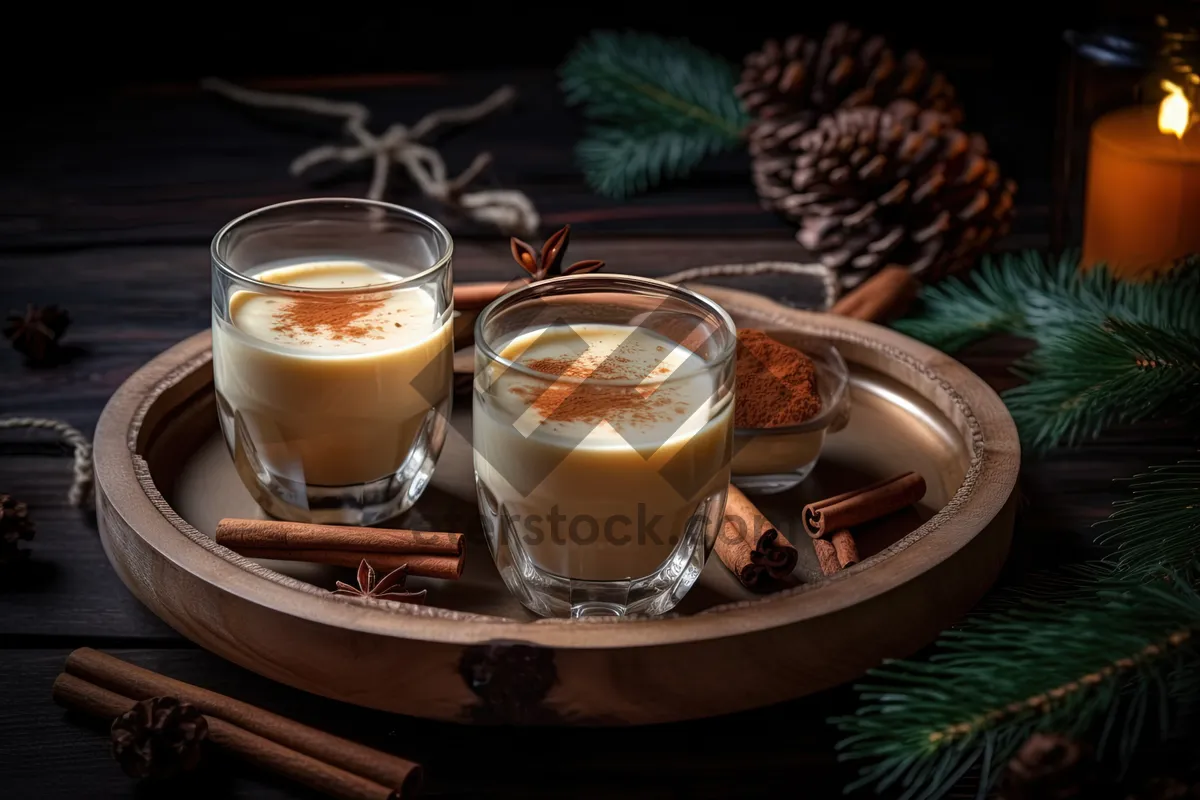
(752, 100, 1015, 287)
(737, 23, 961, 131)
(111, 696, 208, 779)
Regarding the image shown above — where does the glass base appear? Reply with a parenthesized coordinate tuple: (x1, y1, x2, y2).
(477, 479, 723, 618)
(218, 393, 450, 526)
(731, 458, 819, 495)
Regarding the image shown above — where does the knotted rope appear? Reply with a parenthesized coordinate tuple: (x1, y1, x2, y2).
(202, 78, 540, 238)
(0, 417, 93, 507)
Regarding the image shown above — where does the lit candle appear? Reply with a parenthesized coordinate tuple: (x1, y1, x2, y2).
(1081, 80, 1200, 279)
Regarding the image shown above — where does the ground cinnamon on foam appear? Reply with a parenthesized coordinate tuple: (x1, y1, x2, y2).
(270, 294, 388, 342)
(513, 353, 676, 427)
(734, 329, 822, 428)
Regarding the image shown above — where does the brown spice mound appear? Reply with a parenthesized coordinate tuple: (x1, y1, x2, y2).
(734, 329, 822, 428)
(271, 294, 385, 342)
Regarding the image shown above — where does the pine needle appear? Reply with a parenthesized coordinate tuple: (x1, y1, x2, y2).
(1097, 461, 1200, 576)
(1006, 319, 1200, 452)
(560, 31, 750, 198)
(834, 460, 1200, 799)
(836, 572, 1200, 799)
(893, 251, 1200, 352)
(893, 251, 1200, 452)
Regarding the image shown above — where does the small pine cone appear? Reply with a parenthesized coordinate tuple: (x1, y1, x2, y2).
(755, 100, 1015, 288)
(1000, 733, 1102, 800)
(736, 23, 961, 128)
(110, 696, 208, 779)
(0, 494, 35, 564)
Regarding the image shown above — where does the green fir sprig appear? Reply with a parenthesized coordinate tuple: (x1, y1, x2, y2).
(893, 252, 1200, 452)
(835, 460, 1200, 800)
(559, 31, 750, 198)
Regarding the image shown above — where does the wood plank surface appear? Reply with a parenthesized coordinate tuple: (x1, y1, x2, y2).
(0, 648, 854, 798)
(2, 62, 1197, 798)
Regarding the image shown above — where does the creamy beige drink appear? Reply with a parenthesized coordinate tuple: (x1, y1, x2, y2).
(213, 261, 453, 490)
(474, 324, 733, 581)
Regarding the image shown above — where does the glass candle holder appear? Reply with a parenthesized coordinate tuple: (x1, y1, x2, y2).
(1055, 6, 1200, 276)
(211, 198, 454, 525)
(472, 275, 736, 618)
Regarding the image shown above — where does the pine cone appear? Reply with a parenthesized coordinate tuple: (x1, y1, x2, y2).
(752, 100, 1015, 287)
(737, 22, 961, 131)
(1000, 733, 1102, 800)
(0, 494, 35, 564)
(4, 304, 71, 365)
(110, 696, 208, 779)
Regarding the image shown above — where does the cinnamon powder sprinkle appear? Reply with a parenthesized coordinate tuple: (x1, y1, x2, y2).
(513, 353, 675, 427)
(270, 294, 386, 342)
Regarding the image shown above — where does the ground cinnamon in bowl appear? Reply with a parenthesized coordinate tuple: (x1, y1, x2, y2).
(734, 329, 822, 428)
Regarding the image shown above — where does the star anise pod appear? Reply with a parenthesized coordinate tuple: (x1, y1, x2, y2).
(510, 224, 605, 281)
(334, 559, 427, 604)
(4, 304, 71, 365)
(0, 493, 35, 565)
(110, 696, 208, 779)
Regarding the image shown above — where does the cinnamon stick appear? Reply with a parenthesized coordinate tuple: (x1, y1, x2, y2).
(216, 518, 464, 580)
(217, 519, 462, 555)
(831, 530, 859, 568)
(233, 548, 463, 580)
(714, 485, 798, 590)
(812, 538, 841, 576)
(64, 648, 420, 795)
(453, 280, 528, 311)
(830, 265, 919, 323)
(802, 471, 927, 538)
(52, 673, 408, 800)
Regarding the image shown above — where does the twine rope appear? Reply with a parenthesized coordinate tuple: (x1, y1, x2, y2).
(0, 417, 93, 507)
(201, 78, 540, 238)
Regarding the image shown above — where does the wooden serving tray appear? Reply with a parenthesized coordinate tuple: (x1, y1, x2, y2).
(94, 284, 1018, 725)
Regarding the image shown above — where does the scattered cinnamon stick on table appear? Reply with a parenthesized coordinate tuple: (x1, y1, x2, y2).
(216, 518, 464, 580)
(53, 671, 416, 800)
(830, 265, 920, 323)
(802, 471, 927, 539)
(62, 648, 421, 796)
(714, 485, 799, 591)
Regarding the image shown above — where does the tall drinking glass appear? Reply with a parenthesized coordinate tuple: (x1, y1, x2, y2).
(212, 198, 453, 525)
(473, 275, 736, 617)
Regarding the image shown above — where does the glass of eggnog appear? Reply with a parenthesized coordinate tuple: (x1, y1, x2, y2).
(211, 199, 453, 525)
(473, 275, 736, 617)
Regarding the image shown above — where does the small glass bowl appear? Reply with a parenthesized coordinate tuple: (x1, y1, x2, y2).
(731, 334, 851, 494)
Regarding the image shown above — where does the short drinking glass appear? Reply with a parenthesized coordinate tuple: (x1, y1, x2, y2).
(473, 275, 736, 617)
(212, 198, 454, 525)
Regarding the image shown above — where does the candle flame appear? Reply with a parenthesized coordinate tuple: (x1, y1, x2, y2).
(1159, 80, 1192, 139)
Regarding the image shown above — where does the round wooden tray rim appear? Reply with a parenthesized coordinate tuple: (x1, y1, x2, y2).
(95, 295, 1018, 650)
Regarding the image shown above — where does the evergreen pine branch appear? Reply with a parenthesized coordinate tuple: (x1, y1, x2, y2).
(835, 571, 1200, 799)
(893, 251, 1200, 353)
(1097, 461, 1200, 576)
(835, 460, 1200, 799)
(1004, 319, 1200, 453)
(575, 128, 730, 198)
(560, 31, 749, 198)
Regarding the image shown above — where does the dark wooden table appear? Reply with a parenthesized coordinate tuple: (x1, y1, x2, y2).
(3, 71, 1196, 799)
